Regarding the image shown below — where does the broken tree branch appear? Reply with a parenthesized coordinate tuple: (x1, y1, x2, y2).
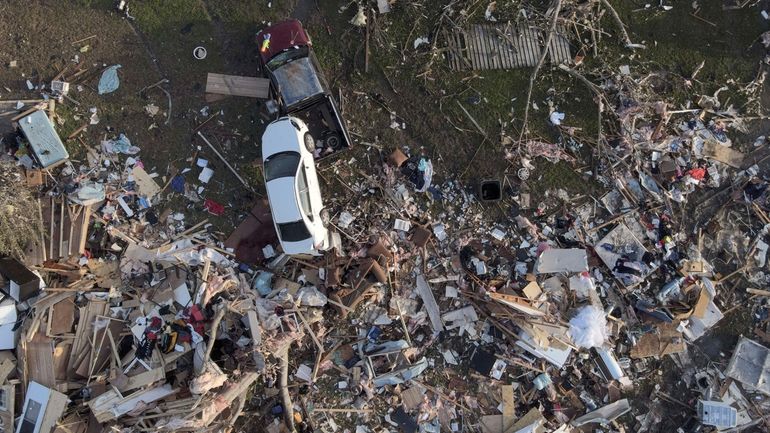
(600, 0, 646, 49)
(197, 131, 256, 193)
(520, 0, 563, 140)
(279, 346, 298, 433)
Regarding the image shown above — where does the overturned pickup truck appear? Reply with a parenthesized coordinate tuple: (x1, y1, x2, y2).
(257, 20, 352, 159)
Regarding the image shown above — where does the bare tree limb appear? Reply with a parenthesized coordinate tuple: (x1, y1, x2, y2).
(600, 0, 646, 49)
(520, 0, 564, 141)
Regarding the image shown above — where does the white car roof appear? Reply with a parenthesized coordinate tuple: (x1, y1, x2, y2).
(265, 177, 301, 224)
(263, 118, 305, 157)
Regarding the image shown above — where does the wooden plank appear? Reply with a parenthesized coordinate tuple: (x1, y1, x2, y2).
(53, 341, 72, 381)
(521, 26, 534, 66)
(524, 27, 536, 66)
(88, 385, 176, 423)
(505, 24, 518, 67)
(470, 26, 484, 69)
(0, 359, 15, 383)
(482, 25, 496, 69)
(464, 28, 478, 69)
(27, 335, 56, 388)
(120, 367, 165, 392)
(68, 301, 108, 378)
(502, 384, 515, 425)
(497, 24, 513, 69)
(205, 73, 270, 98)
(488, 25, 502, 69)
(475, 25, 488, 69)
(457, 31, 472, 70)
(452, 30, 467, 70)
(444, 29, 460, 71)
(79, 319, 122, 379)
(514, 29, 524, 68)
(477, 25, 490, 70)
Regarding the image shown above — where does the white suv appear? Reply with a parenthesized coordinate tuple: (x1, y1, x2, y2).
(262, 117, 329, 254)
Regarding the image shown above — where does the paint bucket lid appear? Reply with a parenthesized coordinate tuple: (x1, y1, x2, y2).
(193, 46, 207, 60)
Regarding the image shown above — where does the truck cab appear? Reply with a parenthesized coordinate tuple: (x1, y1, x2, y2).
(257, 20, 352, 158)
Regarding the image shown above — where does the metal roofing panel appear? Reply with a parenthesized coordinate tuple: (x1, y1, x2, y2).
(697, 400, 737, 428)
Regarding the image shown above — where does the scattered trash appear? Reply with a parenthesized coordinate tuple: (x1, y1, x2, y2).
(413, 36, 430, 49)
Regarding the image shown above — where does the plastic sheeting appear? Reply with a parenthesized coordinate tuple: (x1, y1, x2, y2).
(98, 65, 122, 95)
(568, 305, 608, 349)
(102, 133, 139, 155)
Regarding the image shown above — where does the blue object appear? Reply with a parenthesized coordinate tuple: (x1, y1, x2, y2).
(98, 65, 122, 95)
(427, 186, 443, 201)
(271, 404, 283, 415)
(170, 175, 185, 193)
(367, 326, 381, 343)
(253, 271, 274, 296)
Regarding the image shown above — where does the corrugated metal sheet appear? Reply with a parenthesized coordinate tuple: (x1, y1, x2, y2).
(18, 110, 68, 168)
(445, 22, 572, 71)
(697, 400, 737, 428)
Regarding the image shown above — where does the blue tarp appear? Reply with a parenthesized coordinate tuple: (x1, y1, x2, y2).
(98, 65, 122, 95)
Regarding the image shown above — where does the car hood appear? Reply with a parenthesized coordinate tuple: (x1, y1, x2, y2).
(265, 177, 300, 223)
(257, 20, 311, 64)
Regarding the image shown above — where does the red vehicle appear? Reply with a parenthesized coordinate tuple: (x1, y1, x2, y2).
(256, 20, 352, 157)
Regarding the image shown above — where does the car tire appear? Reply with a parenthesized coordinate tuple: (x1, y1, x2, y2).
(304, 132, 316, 152)
(320, 208, 330, 225)
(325, 132, 341, 149)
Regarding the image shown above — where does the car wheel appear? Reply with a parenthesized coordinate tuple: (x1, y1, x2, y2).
(304, 132, 316, 152)
(325, 132, 341, 149)
(320, 208, 330, 225)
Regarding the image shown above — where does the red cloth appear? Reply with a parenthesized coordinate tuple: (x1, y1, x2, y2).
(204, 199, 225, 216)
(688, 168, 706, 180)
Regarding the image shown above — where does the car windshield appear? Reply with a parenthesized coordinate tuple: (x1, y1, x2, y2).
(271, 56, 324, 107)
(278, 220, 311, 242)
(266, 46, 307, 70)
(264, 152, 300, 181)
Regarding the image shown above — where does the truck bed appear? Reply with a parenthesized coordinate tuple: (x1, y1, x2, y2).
(287, 94, 349, 158)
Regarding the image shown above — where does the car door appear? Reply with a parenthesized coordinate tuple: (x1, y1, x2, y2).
(300, 154, 324, 220)
(295, 163, 314, 224)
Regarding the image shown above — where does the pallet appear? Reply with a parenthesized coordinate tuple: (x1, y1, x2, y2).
(445, 22, 572, 71)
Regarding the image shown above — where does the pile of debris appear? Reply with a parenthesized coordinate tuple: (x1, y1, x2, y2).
(1, 3, 770, 433)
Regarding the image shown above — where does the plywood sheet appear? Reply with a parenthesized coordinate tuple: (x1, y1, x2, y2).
(27, 336, 56, 388)
(49, 298, 75, 335)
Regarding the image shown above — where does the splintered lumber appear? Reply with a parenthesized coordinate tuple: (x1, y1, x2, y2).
(185, 372, 259, 429)
(416, 274, 445, 332)
(0, 358, 15, 383)
(88, 384, 177, 423)
(489, 292, 546, 317)
(205, 73, 270, 98)
(68, 300, 108, 379)
(118, 367, 166, 392)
